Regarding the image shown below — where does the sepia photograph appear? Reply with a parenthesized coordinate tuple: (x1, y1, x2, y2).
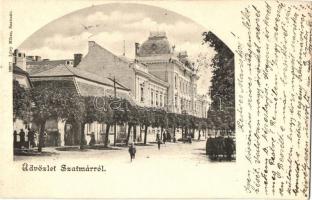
(13, 3, 235, 163)
(1, 0, 311, 199)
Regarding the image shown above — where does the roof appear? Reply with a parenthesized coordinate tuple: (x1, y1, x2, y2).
(138, 32, 172, 57)
(13, 64, 29, 76)
(29, 64, 129, 91)
(27, 59, 73, 66)
(27, 60, 73, 74)
(13, 64, 32, 88)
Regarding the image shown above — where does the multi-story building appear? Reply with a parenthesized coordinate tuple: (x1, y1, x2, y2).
(135, 32, 208, 118)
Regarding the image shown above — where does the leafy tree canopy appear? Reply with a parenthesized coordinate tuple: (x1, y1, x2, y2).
(13, 80, 32, 122)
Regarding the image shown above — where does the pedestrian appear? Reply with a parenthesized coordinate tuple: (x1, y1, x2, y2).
(128, 142, 136, 162)
(27, 128, 35, 148)
(19, 129, 25, 148)
(157, 137, 161, 150)
(13, 130, 18, 148)
(167, 132, 171, 142)
(162, 130, 166, 144)
(198, 132, 201, 141)
(156, 132, 160, 141)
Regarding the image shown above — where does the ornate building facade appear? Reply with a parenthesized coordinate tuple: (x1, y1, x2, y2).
(135, 32, 208, 118)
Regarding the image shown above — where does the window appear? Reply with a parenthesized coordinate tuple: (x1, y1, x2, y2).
(186, 100, 188, 111)
(151, 90, 154, 105)
(160, 94, 163, 107)
(180, 80, 182, 92)
(175, 96, 178, 108)
(156, 92, 159, 106)
(175, 76, 177, 89)
(140, 85, 144, 102)
(181, 99, 183, 111)
(186, 83, 189, 95)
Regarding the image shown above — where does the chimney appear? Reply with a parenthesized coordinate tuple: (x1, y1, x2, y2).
(73, 53, 83, 67)
(88, 41, 95, 51)
(35, 56, 41, 61)
(135, 43, 140, 57)
(13, 49, 27, 71)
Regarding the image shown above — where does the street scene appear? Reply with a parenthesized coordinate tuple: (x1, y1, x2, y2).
(13, 139, 237, 198)
(13, 3, 235, 162)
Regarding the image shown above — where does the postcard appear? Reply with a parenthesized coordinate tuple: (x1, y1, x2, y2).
(0, 0, 311, 199)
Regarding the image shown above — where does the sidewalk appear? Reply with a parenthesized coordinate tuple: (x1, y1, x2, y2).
(14, 139, 206, 157)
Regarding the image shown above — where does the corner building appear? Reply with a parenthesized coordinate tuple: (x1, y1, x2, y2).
(136, 32, 201, 116)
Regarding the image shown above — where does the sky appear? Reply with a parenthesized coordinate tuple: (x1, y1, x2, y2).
(18, 3, 215, 95)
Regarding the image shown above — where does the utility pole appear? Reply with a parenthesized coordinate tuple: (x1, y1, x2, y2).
(113, 76, 117, 146)
(123, 40, 125, 56)
(113, 76, 117, 98)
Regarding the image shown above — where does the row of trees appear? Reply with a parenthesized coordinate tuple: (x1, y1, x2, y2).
(15, 80, 231, 152)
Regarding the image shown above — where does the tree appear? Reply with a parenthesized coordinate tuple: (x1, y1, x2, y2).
(167, 113, 177, 139)
(202, 31, 234, 110)
(31, 83, 85, 152)
(123, 100, 139, 145)
(138, 107, 155, 145)
(153, 108, 167, 139)
(13, 80, 32, 122)
(101, 97, 116, 147)
(203, 31, 235, 132)
(79, 96, 107, 149)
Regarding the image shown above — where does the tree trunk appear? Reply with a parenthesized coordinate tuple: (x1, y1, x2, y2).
(139, 125, 142, 142)
(133, 125, 137, 142)
(113, 123, 117, 146)
(160, 126, 163, 139)
(186, 127, 188, 138)
(173, 126, 176, 138)
(126, 123, 132, 146)
(79, 122, 85, 150)
(144, 125, 148, 145)
(38, 121, 45, 152)
(104, 123, 110, 147)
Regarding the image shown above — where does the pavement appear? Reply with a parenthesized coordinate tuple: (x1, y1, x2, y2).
(12, 139, 239, 198)
(14, 139, 209, 161)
